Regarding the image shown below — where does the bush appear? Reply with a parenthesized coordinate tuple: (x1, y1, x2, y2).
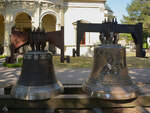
(3, 62, 22, 68)
(3, 57, 23, 68)
(0, 55, 6, 59)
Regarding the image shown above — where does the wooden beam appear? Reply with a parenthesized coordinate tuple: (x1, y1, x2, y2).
(0, 85, 149, 109)
(0, 94, 138, 109)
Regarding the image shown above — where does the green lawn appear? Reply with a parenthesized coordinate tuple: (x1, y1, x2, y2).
(3, 52, 150, 68)
(0, 55, 6, 59)
(54, 56, 93, 68)
(127, 56, 150, 68)
(126, 52, 150, 68)
(54, 53, 150, 69)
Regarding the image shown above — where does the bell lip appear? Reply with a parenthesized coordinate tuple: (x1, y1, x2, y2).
(11, 81, 64, 100)
(82, 84, 138, 101)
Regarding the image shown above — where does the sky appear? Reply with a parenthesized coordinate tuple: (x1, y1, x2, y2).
(106, 0, 132, 23)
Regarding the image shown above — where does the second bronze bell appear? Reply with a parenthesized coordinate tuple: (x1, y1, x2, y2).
(11, 51, 64, 100)
(82, 44, 138, 100)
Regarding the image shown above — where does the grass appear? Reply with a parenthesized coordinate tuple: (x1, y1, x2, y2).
(2, 57, 23, 68)
(3, 62, 22, 68)
(2, 56, 93, 68)
(2, 52, 150, 69)
(54, 56, 93, 68)
(126, 52, 150, 68)
(0, 55, 6, 59)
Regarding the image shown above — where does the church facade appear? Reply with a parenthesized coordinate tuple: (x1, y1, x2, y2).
(0, 0, 108, 56)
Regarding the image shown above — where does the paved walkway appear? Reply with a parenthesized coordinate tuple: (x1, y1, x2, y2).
(1, 66, 150, 86)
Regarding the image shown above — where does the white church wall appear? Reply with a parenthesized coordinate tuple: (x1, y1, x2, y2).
(64, 2, 105, 56)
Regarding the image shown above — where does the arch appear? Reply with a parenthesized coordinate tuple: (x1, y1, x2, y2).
(0, 14, 4, 54)
(40, 10, 58, 23)
(41, 13, 57, 32)
(13, 9, 32, 21)
(14, 12, 32, 32)
(40, 12, 57, 53)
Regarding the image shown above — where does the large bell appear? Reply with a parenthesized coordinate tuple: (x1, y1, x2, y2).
(11, 51, 64, 100)
(82, 33, 138, 100)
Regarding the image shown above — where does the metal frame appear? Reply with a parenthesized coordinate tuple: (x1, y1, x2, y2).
(75, 21, 144, 57)
(7, 26, 69, 63)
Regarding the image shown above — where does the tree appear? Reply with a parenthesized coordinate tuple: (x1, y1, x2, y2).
(121, 0, 150, 48)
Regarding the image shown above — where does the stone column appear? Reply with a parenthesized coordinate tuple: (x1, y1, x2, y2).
(32, 2, 40, 30)
(60, 6, 64, 27)
(3, 15, 13, 56)
(55, 8, 62, 31)
(55, 5, 64, 31)
(56, 23, 61, 31)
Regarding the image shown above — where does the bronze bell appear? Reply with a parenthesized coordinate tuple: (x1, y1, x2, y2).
(11, 51, 64, 100)
(82, 32, 138, 100)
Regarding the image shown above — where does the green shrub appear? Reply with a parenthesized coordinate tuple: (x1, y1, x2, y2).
(3, 62, 22, 68)
(17, 57, 23, 62)
(143, 42, 149, 49)
(0, 55, 6, 59)
(2, 56, 23, 68)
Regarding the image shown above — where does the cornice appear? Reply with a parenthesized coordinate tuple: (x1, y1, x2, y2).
(64, 0, 106, 2)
